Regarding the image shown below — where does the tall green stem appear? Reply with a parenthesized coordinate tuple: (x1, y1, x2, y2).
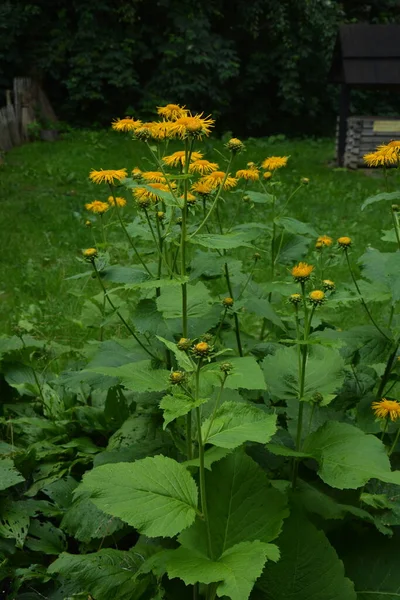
(224, 262, 243, 356)
(180, 139, 191, 338)
(388, 426, 400, 456)
(391, 207, 400, 250)
(376, 341, 399, 399)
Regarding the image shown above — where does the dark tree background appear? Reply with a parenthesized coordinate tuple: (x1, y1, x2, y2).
(1, 0, 400, 136)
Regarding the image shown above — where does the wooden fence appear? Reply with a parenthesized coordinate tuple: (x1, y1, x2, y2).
(0, 78, 57, 152)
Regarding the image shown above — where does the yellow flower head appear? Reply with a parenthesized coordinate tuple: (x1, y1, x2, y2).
(363, 145, 399, 167)
(263, 171, 272, 180)
(163, 150, 204, 168)
(85, 220, 92, 227)
(157, 104, 188, 121)
(289, 293, 302, 305)
(323, 279, 335, 291)
(177, 337, 191, 351)
(226, 138, 245, 153)
(85, 200, 110, 214)
(309, 290, 325, 306)
(372, 398, 400, 421)
(132, 167, 142, 180)
(112, 117, 142, 132)
(261, 156, 289, 171)
(141, 171, 166, 183)
(169, 370, 185, 384)
(157, 211, 165, 221)
(387, 140, 400, 149)
(107, 196, 127, 207)
(82, 247, 98, 260)
(316, 235, 332, 248)
(180, 192, 196, 205)
(170, 113, 214, 139)
(201, 171, 238, 191)
(291, 262, 314, 282)
(189, 159, 219, 175)
(148, 121, 177, 141)
(89, 169, 127, 185)
(133, 182, 174, 204)
(191, 180, 214, 196)
(223, 297, 234, 308)
(236, 164, 260, 181)
(192, 341, 211, 357)
(338, 236, 352, 249)
(301, 177, 310, 185)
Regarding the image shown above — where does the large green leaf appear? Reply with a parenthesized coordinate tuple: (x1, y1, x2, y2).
(361, 191, 400, 211)
(179, 451, 288, 558)
(100, 265, 150, 284)
(0, 458, 25, 490)
(262, 345, 345, 404)
(77, 456, 198, 537)
(160, 391, 207, 428)
(257, 512, 356, 600)
(202, 401, 276, 448)
(157, 281, 213, 319)
(89, 360, 170, 393)
(61, 495, 124, 543)
(203, 356, 267, 391)
(303, 421, 400, 489)
(164, 541, 278, 600)
(244, 296, 286, 330)
(48, 548, 149, 600)
(275, 216, 319, 237)
(190, 231, 259, 250)
(358, 247, 400, 303)
(25, 520, 66, 554)
(0, 500, 30, 548)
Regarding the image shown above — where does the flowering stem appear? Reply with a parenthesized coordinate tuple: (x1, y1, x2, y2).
(110, 186, 153, 277)
(180, 139, 191, 338)
(91, 261, 158, 360)
(204, 373, 228, 443)
(237, 256, 257, 301)
(213, 307, 228, 344)
(143, 209, 174, 277)
(145, 141, 180, 204)
(224, 262, 243, 356)
(190, 155, 233, 237)
(380, 417, 389, 442)
(390, 207, 400, 250)
(307, 402, 316, 436)
(388, 426, 400, 456)
(344, 249, 391, 341)
(376, 341, 399, 399)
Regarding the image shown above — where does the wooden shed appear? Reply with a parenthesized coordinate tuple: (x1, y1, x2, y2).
(330, 24, 400, 167)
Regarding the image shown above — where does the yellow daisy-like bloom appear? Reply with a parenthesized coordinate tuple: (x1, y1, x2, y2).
(261, 156, 289, 171)
(289, 293, 302, 305)
(236, 164, 260, 181)
(387, 140, 400, 148)
(157, 104, 188, 121)
(85, 200, 110, 214)
(141, 171, 166, 183)
(201, 171, 238, 191)
(170, 113, 215, 139)
(133, 182, 174, 204)
(372, 398, 400, 421)
(189, 160, 219, 175)
(132, 167, 142, 179)
(338, 236, 352, 248)
(180, 192, 196, 204)
(323, 279, 335, 291)
(316, 235, 333, 248)
(148, 121, 177, 141)
(292, 262, 314, 282)
(309, 290, 325, 306)
(82, 247, 98, 259)
(107, 196, 127, 207)
(191, 180, 214, 195)
(363, 146, 399, 167)
(192, 341, 211, 357)
(163, 150, 204, 168)
(89, 169, 127, 185)
(263, 171, 272, 180)
(112, 117, 142, 132)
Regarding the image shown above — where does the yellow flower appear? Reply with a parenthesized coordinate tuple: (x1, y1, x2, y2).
(226, 138, 245, 153)
(261, 156, 289, 171)
(163, 150, 204, 168)
(201, 171, 238, 191)
(82, 247, 97, 260)
(89, 169, 127, 185)
(338, 236, 352, 248)
(142, 171, 166, 183)
(169, 370, 185, 384)
(363, 146, 399, 167)
(85, 200, 110, 214)
(192, 341, 211, 357)
(309, 290, 325, 306)
(107, 196, 127, 207)
(189, 160, 219, 175)
(170, 113, 215, 139)
(180, 192, 196, 204)
(223, 297, 234, 307)
(236, 165, 260, 181)
(148, 121, 177, 141)
(372, 398, 400, 421)
(133, 182, 174, 204)
(289, 293, 302, 305)
(191, 180, 214, 195)
(316, 235, 332, 248)
(132, 167, 142, 179)
(263, 171, 272, 180)
(177, 338, 191, 351)
(291, 262, 314, 282)
(157, 104, 188, 121)
(387, 140, 400, 148)
(323, 279, 335, 291)
(112, 117, 142, 132)
(157, 211, 165, 221)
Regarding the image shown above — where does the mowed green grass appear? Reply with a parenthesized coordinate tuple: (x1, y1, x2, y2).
(1, 129, 398, 344)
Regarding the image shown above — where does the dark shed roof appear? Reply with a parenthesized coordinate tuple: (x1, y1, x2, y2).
(330, 24, 400, 86)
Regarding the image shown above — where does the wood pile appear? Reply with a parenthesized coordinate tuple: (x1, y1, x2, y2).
(0, 78, 57, 152)
(336, 115, 400, 169)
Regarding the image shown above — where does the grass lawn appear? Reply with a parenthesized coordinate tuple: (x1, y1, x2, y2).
(1, 130, 398, 344)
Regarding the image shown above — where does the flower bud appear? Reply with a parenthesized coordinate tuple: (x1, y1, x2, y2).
(169, 371, 185, 385)
(223, 297, 234, 308)
(177, 337, 191, 351)
(226, 138, 245, 154)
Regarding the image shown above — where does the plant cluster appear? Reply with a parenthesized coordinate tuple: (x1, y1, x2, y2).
(1, 107, 400, 599)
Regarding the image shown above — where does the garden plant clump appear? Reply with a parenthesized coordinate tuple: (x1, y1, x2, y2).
(1, 105, 400, 599)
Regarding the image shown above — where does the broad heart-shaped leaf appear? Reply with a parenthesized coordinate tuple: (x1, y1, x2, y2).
(189, 231, 259, 250)
(89, 360, 170, 393)
(338, 529, 400, 600)
(179, 451, 288, 558)
(163, 541, 279, 600)
(61, 495, 124, 543)
(77, 456, 198, 538)
(303, 421, 400, 489)
(184, 447, 232, 470)
(262, 345, 345, 404)
(361, 190, 400, 211)
(203, 356, 267, 391)
(243, 296, 286, 331)
(160, 392, 208, 428)
(157, 281, 213, 319)
(48, 548, 148, 600)
(156, 336, 194, 371)
(275, 216, 319, 238)
(257, 512, 356, 600)
(277, 234, 309, 264)
(0, 458, 25, 490)
(358, 247, 400, 303)
(202, 401, 277, 449)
